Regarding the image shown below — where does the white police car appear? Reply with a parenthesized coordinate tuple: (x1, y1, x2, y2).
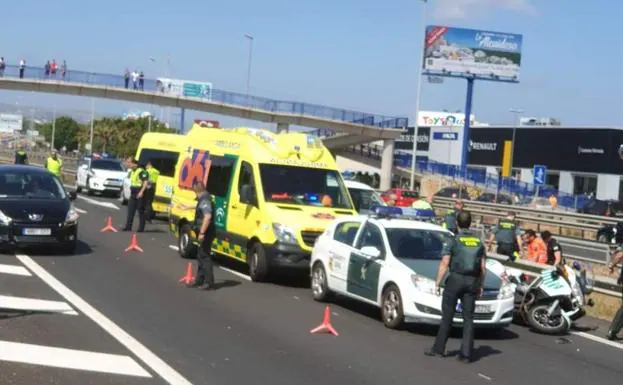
(310, 206, 515, 329)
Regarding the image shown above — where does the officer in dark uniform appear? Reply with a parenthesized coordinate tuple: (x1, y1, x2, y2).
(441, 199, 464, 234)
(541, 231, 564, 266)
(486, 211, 522, 262)
(607, 247, 623, 340)
(425, 210, 486, 363)
(186, 180, 215, 290)
(14, 146, 28, 165)
(122, 159, 149, 232)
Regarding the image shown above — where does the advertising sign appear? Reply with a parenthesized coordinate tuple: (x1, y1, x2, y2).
(468, 127, 513, 167)
(156, 78, 184, 97)
(423, 26, 523, 79)
(0, 114, 23, 133)
(395, 126, 430, 151)
(418, 111, 475, 127)
(156, 78, 213, 101)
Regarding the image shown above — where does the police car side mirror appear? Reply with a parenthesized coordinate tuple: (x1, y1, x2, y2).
(360, 246, 382, 259)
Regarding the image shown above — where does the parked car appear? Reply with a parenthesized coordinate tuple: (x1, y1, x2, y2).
(476, 192, 513, 205)
(434, 186, 470, 200)
(596, 221, 623, 244)
(344, 180, 386, 214)
(578, 199, 623, 217)
(380, 188, 419, 207)
(75, 157, 126, 197)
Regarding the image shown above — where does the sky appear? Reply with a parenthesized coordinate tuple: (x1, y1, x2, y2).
(0, 0, 618, 129)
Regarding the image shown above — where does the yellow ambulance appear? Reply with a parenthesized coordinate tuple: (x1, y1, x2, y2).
(133, 133, 187, 217)
(169, 125, 357, 282)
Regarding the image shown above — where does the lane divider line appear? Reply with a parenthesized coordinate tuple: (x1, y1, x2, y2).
(0, 294, 78, 315)
(15, 254, 196, 385)
(0, 263, 32, 276)
(168, 245, 252, 282)
(75, 207, 88, 214)
(572, 331, 623, 350)
(77, 196, 120, 211)
(0, 340, 151, 377)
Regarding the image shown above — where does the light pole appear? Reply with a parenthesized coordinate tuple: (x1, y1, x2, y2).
(51, 103, 57, 150)
(244, 34, 254, 106)
(509, 108, 523, 177)
(409, 0, 428, 190)
(89, 98, 95, 155)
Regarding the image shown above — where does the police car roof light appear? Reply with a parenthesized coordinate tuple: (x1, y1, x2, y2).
(369, 205, 435, 220)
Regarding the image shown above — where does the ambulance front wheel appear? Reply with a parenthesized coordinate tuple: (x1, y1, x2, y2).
(248, 242, 269, 282)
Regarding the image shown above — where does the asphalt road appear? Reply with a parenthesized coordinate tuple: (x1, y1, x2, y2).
(2, 192, 623, 385)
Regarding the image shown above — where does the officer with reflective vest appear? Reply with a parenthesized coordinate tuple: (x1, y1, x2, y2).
(14, 146, 28, 165)
(441, 200, 464, 234)
(426, 210, 486, 363)
(487, 211, 522, 262)
(145, 161, 160, 222)
(45, 149, 63, 178)
(122, 158, 149, 232)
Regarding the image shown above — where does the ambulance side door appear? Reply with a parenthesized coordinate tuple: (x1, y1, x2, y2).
(227, 160, 261, 262)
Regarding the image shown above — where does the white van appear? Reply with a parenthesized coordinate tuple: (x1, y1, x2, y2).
(344, 180, 386, 213)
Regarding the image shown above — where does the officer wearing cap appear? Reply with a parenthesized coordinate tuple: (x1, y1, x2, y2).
(607, 246, 623, 340)
(183, 180, 215, 290)
(122, 158, 149, 232)
(441, 199, 463, 234)
(541, 231, 564, 266)
(425, 210, 486, 363)
(486, 211, 522, 262)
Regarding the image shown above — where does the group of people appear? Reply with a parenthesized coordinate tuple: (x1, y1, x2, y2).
(14, 147, 63, 179)
(121, 157, 160, 232)
(123, 69, 145, 91)
(44, 60, 68, 80)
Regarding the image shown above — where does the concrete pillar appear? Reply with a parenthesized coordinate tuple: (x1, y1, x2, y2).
(380, 139, 394, 191)
(276, 122, 289, 133)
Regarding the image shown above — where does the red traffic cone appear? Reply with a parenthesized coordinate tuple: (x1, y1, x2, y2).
(125, 233, 144, 253)
(310, 306, 338, 336)
(100, 216, 117, 233)
(178, 262, 194, 284)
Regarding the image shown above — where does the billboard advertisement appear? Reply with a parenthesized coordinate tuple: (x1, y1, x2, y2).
(468, 127, 513, 167)
(395, 126, 430, 151)
(423, 26, 523, 79)
(419, 111, 475, 127)
(156, 78, 213, 100)
(0, 114, 23, 133)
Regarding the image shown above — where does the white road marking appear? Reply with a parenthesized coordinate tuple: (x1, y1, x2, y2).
(77, 196, 120, 210)
(478, 373, 492, 381)
(75, 207, 87, 214)
(16, 254, 195, 385)
(0, 294, 78, 315)
(573, 331, 623, 350)
(0, 340, 151, 377)
(168, 245, 252, 281)
(0, 263, 32, 276)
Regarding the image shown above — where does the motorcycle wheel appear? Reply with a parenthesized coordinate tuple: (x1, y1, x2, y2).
(527, 304, 570, 335)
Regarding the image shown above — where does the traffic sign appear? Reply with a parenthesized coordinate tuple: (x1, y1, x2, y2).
(533, 165, 547, 185)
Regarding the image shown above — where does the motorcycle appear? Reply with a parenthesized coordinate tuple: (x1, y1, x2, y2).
(487, 259, 594, 335)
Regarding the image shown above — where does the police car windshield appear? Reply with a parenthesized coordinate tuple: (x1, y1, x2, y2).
(385, 228, 453, 260)
(0, 171, 66, 199)
(91, 160, 123, 171)
(259, 164, 353, 209)
(348, 188, 385, 211)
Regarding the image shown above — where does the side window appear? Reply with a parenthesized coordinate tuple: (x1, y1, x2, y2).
(138, 149, 179, 177)
(355, 222, 386, 257)
(237, 161, 256, 194)
(207, 155, 236, 198)
(333, 222, 361, 246)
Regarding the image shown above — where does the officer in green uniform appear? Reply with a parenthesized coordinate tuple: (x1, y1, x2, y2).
(487, 211, 522, 262)
(122, 158, 149, 232)
(426, 210, 486, 363)
(145, 161, 160, 222)
(14, 146, 28, 165)
(441, 200, 464, 234)
(186, 180, 215, 290)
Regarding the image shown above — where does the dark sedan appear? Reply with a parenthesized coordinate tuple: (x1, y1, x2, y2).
(0, 165, 79, 253)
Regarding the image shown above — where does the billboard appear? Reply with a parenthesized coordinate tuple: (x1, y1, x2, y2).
(0, 114, 23, 133)
(423, 26, 522, 80)
(156, 78, 213, 100)
(468, 127, 513, 167)
(395, 126, 430, 151)
(419, 111, 475, 127)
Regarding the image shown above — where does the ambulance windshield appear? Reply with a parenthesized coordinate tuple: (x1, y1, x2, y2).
(259, 164, 353, 210)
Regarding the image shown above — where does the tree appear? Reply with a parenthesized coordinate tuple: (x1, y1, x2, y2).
(40, 116, 80, 151)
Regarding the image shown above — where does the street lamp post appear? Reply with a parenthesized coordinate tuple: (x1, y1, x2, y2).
(51, 104, 57, 150)
(89, 98, 95, 155)
(509, 108, 523, 177)
(409, 1, 428, 191)
(244, 34, 254, 106)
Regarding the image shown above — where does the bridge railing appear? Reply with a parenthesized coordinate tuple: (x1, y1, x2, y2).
(0, 64, 408, 129)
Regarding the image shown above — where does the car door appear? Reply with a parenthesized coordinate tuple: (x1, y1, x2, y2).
(227, 160, 262, 260)
(346, 221, 386, 303)
(325, 220, 363, 293)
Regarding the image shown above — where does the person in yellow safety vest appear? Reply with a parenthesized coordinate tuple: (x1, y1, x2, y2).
(122, 158, 149, 232)
(45, 149, 63, 178)
(411, 196, 433, 210)
(145, 161, 160, 223)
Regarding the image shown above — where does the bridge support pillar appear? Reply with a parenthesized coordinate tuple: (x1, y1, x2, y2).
(380, 139, 394, 191)
(276, 122, 289, 133)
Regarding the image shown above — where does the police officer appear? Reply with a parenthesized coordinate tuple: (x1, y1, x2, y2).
(541, 231, 564, 266)
(145, 161, 160, 222)
(14, 146, 28, 165)
(185, 180, 215, 290)
(486, 211, 522, 262)
(45, 149, 63, 179)
(425, 210, 486, 363)
(122, 159, 149, 232)
(441, 199, 464, 234)
(607, 247, 623, 340)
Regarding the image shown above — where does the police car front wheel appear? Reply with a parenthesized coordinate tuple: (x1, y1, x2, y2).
(381, 284, 405, 329)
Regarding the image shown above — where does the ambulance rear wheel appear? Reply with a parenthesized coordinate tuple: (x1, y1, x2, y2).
(248, 242, 269, 282)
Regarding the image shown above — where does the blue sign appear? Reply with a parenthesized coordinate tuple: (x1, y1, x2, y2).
(432, 132, 458, 140)
(533, 165, 547, 186)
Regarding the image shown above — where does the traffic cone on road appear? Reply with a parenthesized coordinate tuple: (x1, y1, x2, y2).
(310, 306, 339, 336)
(100, 216, 117, 233)
(178, 262, 194, 284)
(125, 233, 144, 253)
